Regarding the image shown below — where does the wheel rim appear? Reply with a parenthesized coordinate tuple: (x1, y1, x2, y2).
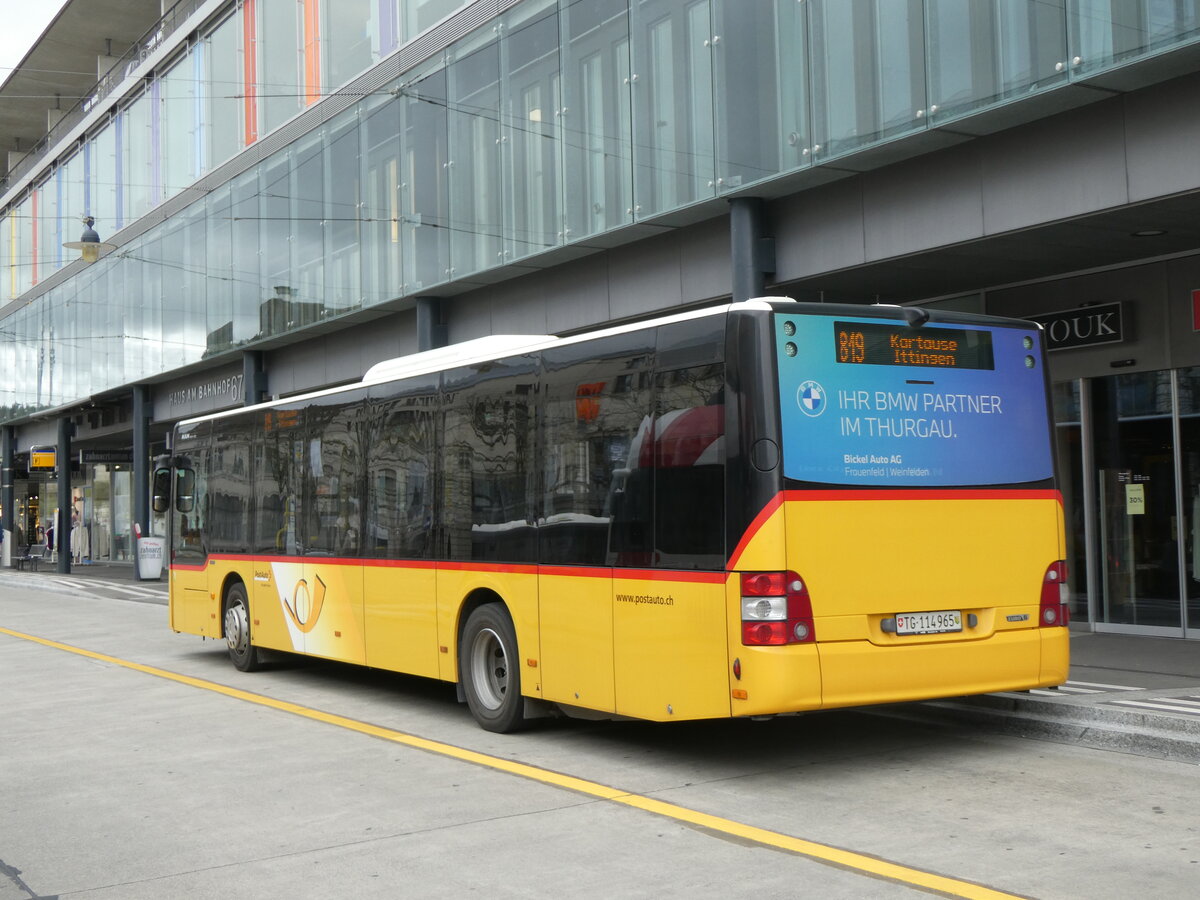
(225, 600, 249, 656)
(469, 626, 508, 711)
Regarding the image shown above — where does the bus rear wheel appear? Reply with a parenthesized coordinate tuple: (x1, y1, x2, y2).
(224, 583, 262, 672)
(461, 603, 525, 733)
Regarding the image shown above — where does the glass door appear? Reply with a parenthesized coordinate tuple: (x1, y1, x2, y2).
(1091, 371, 1182, 631)
(1176, 367, 1200, 635)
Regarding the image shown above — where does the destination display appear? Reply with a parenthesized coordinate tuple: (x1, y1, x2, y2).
(834, 321, 994, 370)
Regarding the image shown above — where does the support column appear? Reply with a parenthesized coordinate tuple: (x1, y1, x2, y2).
(243, 350, 268, 406)
(729, 197, 775, 303)
(57, 418, 74, 574)
(2, 426, 14, 567)
(416, 297, 448, 352)
(132, 386, 151, 580)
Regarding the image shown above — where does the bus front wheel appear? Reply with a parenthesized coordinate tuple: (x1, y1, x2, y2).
(460, 603, 525, 733)
(224, 583, 262, 673)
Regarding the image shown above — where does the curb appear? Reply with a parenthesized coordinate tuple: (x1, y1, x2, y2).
(873, 692, 1200, 764)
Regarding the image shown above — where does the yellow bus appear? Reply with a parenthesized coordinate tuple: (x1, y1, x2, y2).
(161, 299, 1068, 732)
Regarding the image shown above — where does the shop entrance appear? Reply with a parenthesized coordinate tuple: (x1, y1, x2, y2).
(1056, 370, 1197, 636)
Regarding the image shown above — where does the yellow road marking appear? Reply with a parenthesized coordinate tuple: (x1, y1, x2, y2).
(1, 626, 1024, 900)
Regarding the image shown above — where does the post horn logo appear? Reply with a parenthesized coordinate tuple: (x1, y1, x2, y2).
(282, 573, 326, 634)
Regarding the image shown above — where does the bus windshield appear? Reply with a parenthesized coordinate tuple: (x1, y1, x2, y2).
(775, 312, 1053, 487)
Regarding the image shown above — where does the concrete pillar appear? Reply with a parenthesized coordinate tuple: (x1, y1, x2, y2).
(56, 418, 73, 574)
(729, 197, 775, 303)
(96, 55, 121, 80)
(243, 351, 267, 406)
(416, 297, 448, 351)
(132, 386, 150, 557)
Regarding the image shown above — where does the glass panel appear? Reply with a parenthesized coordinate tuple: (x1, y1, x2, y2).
(204, 184, 236, 355)
(260, 150, 297, 335)
(230, 168, 263, 340)
(0, 214, 11, 304)
(561, 0, 633, 240)
(124, 92, 155, 221)
(161, 51, 198, 196)
(204, 11, 242, 169)
(259, 0, 304, 133)
(630, 0, 716, 218)
(503, 0, 561, 260)
(139, 233, 164, 379)
(324, 0, 375, 88)
(360, 92, 402, 306)
(1069, 0, 1200, 76)
(928, 0, 1067, 122)
(448, 33, 502, 276)
(714, 0, 810, 187)
(292, 134, 326, 320)
(810, 0, 926, 160)
(404, 0, 466, 40)
(401, 63, 450, 291)
(1092, 371, 1181, 628)
(1052, 381, 1089, 622)
(90, 124, 119, 234)
(61, 152, 85, 266)
(326, 109, 362, 314)
(1176, 367, 1200, 632)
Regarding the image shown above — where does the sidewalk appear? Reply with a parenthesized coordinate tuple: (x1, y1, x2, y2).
(908, 630, 1200, 762)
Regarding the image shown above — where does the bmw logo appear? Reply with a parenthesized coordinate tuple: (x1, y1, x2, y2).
(797, 380, 826, 417)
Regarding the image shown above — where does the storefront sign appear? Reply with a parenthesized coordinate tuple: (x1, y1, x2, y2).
(166, 373, 244, 409)
(29, 449, 56, 469)
(158, 366, 246, 420)
(1028, 302, 1124, 351)
(80, 449, 133, 465)
(1125, 483, 1146, 515)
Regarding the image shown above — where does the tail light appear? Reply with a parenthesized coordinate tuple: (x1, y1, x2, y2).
(741, 571, 815, 645)
(1039, 561, 1070, 627)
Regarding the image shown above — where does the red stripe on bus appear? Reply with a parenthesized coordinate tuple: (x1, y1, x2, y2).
(782, 488, 1063, 503)
(170, 556, 727, 583)
(725, 493, 786, 571)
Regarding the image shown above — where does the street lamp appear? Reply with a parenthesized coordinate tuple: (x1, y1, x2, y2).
(63, 216, 115, 264)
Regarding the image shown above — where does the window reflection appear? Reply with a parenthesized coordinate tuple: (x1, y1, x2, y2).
(810, 0, 926, 159)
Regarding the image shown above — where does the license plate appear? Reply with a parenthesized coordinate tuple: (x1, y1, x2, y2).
(895, 610, 962, 635)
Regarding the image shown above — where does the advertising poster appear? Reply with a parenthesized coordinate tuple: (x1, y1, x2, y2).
(776, 315, 1054, 487)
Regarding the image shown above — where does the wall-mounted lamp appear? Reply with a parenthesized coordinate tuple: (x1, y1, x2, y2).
(63, 216, 115, 264)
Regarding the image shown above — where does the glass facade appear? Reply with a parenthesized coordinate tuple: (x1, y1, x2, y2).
(3, 0, 1200, 422)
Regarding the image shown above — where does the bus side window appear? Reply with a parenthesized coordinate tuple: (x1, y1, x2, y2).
(152, 468, 172, 514)
(176, 469, 196, 513)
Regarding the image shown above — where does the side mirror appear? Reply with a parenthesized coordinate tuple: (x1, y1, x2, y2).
(152, 468, 172, 514)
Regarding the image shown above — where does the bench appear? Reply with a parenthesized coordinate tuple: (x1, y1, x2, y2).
(14, 543, 48, 571)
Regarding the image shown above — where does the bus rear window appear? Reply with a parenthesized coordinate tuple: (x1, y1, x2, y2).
(776, 314, 1053, 487)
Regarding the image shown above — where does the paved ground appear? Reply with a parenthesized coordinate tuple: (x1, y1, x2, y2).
(5, 561, 1200, 761)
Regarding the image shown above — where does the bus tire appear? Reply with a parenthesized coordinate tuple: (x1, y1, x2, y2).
(224, 583, 262, 673)
(460, 603, 525, 733)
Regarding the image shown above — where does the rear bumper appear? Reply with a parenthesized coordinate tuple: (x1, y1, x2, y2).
(731, 627, 1068, 717)
(817, 627, 1069, 710)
